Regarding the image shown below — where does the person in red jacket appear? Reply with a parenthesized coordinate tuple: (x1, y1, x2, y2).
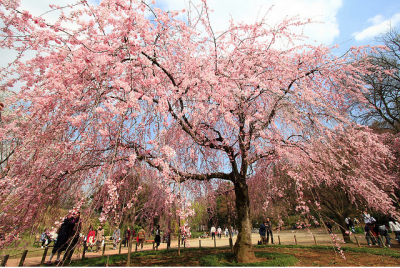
(86, 226, 96, 252)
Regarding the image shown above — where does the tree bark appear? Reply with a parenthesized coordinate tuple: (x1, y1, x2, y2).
(233, 177, 256, 263)
(337, 216, 352, 243)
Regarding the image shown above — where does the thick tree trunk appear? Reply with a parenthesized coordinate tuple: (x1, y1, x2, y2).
(233, 177, 256, 263)
(337, 216, 351, 243)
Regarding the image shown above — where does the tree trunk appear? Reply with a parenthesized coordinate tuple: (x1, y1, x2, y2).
(337, 216, 351, 243)
(233, 177, 256, 263)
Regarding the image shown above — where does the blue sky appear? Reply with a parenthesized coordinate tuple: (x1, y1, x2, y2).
(2, 0, 400, 65)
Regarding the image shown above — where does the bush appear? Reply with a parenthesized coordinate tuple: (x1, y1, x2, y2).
(354, 226, 364, 234)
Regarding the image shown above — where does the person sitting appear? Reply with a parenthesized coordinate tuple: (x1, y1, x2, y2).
(40, 229, 50, 248)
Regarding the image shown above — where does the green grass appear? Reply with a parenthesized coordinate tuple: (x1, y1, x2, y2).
(199, 252, 298, 266)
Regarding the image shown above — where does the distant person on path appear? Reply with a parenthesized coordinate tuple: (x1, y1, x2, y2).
(210, 226, 216, 240)
(389, 217, 400, 244)
(86, 226, 96, 252)
(364, 223, 377, 246)
(259, 221, 267, 244)
(225, 228, 229, 237)
(47, 212, 79, 264)
(154, 225, 161, 250)
(325, 221, 333, 234)
(137, 228, 146, 249)
(95, 225, 105, 252)
(112, 226, 120, 250)
(374, 220, 392, 247)
(124, 226, 132, 247)
(362, 211, 375, 224)
(345, 217, 355, 233)
(217, 227, 222, 239)
(266, 218, 274, 244)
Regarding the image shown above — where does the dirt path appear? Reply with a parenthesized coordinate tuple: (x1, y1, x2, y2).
(5, 229, 400, 266)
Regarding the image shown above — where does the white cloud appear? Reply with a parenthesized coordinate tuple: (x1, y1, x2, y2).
(353, 13, 400, 41)
(157, 0, 343, 46)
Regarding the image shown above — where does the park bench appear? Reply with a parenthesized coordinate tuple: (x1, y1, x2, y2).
(145, 239, 155, 244)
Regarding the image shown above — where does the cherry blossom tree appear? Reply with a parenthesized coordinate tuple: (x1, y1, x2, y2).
(251, 126, 398, 242)
(0, 0, 395, 262)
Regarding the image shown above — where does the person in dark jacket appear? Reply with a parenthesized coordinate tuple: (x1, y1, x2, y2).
(47, 212, 79, 264)
(154, 225, 161, 250)
(266, 218, 274, 244)
(259, 221, 267, 244)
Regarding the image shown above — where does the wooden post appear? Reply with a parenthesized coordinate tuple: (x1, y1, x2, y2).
(152, 242, 155, 251)
(278, 235, 281, 245)
(354, 235, 361, 247)
(82, 243, 87, 259)
(119, 240, 122, 254)
(135, 242, 138, 252)
(294, 235, 297, 245)
(184, 240, 186, 249)
(41, 246, 49, 265)
(378, 235, 385, 247)
(199, 238, 201, 248)
(1, 255, 9, 267)
(102, 242, 106, 256)
(18, 250, 28, 267)
(313, 235, 318, 245)
(127, 236, 131, 267)
(214, 237, 216, 248)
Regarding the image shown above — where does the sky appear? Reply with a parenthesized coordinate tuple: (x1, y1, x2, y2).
(2, 0, 400, 59)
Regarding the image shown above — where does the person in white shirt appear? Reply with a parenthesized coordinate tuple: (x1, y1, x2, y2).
(362, 211, 375, 224)
(210, 226, 216, 240)
(388, 217, 400, 244)
(217, 227, 222, 239)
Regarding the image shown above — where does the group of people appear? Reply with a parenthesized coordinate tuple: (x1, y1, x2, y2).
(362, 211, 400, 247)
(210, 226, 236, 240)
(259, 218, 274, 244)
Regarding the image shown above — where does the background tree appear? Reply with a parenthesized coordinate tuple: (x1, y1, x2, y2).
(350, 28, 400, 133)
(0, 0, 396, 262)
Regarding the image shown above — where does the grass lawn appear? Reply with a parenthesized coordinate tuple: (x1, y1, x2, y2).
(59, 244, 400, 267)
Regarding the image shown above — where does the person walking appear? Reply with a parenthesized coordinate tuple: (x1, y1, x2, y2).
(63, 212, 81, 262)
(47, 212, 78, 264)
(112, 226, 121, 250)
(124, 226, 132, 247)
(259, 221, 267, 244)
(266, 218, 274, 244)
(362, 211, 375, 225)
(137, 228, 146, 250)
(217, 227, 222, 239)
(364, 223, 377, 246)
(95, 225, 105, 252)
(154, 225, 161, 250)
(210, 226, 216, 240)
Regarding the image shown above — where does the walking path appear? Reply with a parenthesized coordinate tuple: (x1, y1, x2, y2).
(4, 229, 399, 266)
